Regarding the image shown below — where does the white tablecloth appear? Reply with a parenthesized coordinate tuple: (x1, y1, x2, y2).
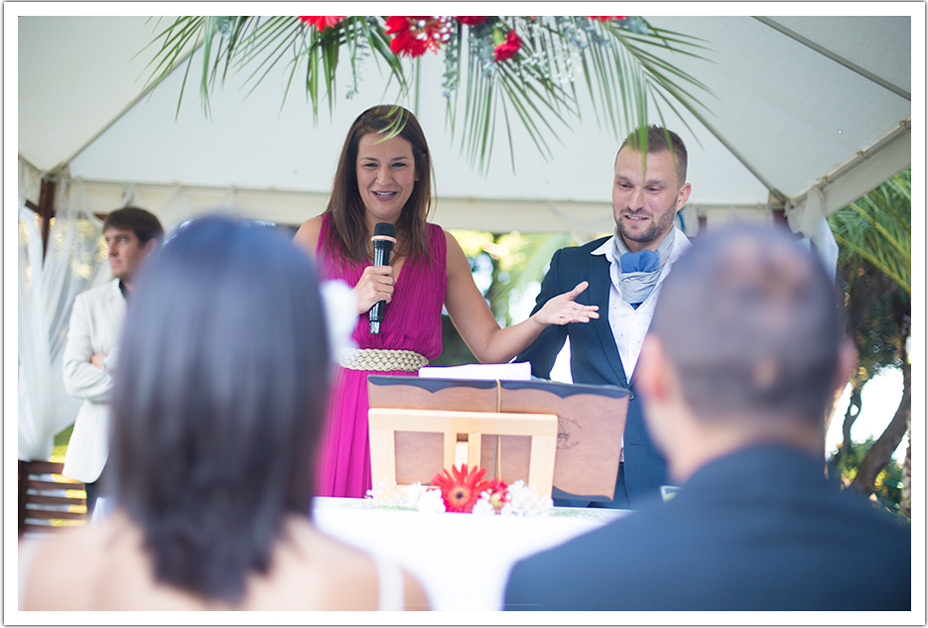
(94, 496, 627, 611)
(312, 497, 627, 611)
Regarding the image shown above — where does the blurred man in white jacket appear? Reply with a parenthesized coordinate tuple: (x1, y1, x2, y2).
(62, 207, 163, 514)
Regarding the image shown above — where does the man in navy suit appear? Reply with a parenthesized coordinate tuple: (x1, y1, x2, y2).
(517, 125, 692, 508)
(504, 224, 911, 610)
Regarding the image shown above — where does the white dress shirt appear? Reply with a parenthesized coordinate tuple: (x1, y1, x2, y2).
(591, 227, 691, 382)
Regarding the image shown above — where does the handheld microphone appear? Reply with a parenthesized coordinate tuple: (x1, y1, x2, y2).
(369, 222, 396, 334)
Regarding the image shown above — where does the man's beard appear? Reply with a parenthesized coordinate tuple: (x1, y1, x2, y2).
(616, 204, 676, 244)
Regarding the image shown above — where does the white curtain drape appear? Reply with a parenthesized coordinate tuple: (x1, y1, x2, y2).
(787, 185, 840, 283)
(18, 164, 111, 461)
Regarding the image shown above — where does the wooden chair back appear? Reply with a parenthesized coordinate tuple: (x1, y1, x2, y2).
(18, 461, 88, 537)
(369, 408, 558, 497)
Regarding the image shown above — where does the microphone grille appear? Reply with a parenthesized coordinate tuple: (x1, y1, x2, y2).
(373, 222, 395, 238)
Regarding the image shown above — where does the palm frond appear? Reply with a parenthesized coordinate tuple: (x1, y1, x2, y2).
(141, 15, 712, 170)
(828, 170, 911, 294)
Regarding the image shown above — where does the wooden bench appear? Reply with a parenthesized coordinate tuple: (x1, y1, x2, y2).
(18, 460, 88, 537)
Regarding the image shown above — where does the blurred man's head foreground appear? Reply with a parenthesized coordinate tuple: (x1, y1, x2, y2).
(637, 223, 854, 482)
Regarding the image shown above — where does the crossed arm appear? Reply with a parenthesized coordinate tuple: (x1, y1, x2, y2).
(61, 298, 113, 403)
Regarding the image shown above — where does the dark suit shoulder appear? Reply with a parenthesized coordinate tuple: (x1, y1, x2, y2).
(553, 236, 611, 261)
(504, 447, 912, 611)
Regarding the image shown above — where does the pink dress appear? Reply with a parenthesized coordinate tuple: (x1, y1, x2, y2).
(315, 215, 447, 497)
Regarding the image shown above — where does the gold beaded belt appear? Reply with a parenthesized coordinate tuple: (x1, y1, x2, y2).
(337, 349, 429, 372)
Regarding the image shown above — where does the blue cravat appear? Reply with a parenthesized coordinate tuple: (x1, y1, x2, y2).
(613, 230, 678, 308)
(620, 250, 660, 273)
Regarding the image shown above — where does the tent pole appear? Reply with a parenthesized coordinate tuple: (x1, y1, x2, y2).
(769, 191, 789, 231)
(38, 178, 56, 261)
(753, 17, 911, 101)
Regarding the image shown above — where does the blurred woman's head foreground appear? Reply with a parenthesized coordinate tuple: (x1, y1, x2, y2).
(109, 215, 331, 603)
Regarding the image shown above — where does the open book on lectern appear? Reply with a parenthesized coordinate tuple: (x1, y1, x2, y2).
(367, 375, 629, 502)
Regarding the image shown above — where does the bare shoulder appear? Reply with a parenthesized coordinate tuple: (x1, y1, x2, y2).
(273, 518, 382, 609)
(442, 227, 461, 250)
(402, 568, 430, 610)
(292, 524, 429, 610)
(289, 518, 375, 569)
(293, 215, 325, 256)
(443, 229, 469, 277)
(21, 524, 105, 609)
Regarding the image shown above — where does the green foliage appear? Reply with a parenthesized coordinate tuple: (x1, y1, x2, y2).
(51, 424, 74, 463)
(828, 169, 910, 295)
(827, 169, 911, 387)
(455, 230, 572, 325)
(435, 231, 573, 365)
(839, 265, 908, 387)
(831, 438, 903, 516)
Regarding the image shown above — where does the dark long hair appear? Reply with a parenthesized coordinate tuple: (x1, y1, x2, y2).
(108, 216, 331, 603)
(322, 104, 435, 265)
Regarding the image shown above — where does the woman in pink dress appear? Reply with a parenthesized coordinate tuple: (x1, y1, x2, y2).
(294, 105, 597, 498)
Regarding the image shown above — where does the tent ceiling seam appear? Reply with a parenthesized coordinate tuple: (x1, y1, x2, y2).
(790, 119, 911, 210)
(62, 175, 774, 213)
(753, 16, 911, 101)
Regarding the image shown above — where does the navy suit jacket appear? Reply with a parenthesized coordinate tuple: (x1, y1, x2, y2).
(504, 444, 912, 610)
(516, 237, 667, 506)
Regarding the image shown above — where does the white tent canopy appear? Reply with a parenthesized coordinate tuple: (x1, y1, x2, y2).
(16, 11, 917, 237)
(11, 8, 921, 462)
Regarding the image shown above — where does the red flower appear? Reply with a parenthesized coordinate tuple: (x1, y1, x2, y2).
(485, 478, 511, 513)
(385, 16, 450, 58)
(430, 464, 494, 513)
(587, 16, 627, 22)
(494, 30, 523, 63)
(455, 16, 488, 25)
(298, 16, 346, 31)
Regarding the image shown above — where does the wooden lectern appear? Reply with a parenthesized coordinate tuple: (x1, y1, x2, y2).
(367, 376, 630, 501)
(369, 408, 558, 497)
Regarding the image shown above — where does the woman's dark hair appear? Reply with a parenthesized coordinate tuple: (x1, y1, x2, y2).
(322, 104, 435, 265)
(108, 215, 331, 603)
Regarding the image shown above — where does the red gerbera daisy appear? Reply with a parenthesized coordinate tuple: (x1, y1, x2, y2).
(385, 16, 450, 58)
(298, 16, 346, 31)
(430, 464, 494, 513)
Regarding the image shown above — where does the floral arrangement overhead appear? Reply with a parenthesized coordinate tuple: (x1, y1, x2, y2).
(144, 15, 709, 169)
(367, 464, 553, 516)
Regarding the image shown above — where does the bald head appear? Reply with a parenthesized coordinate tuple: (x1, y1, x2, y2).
(649, 224, 843, 427)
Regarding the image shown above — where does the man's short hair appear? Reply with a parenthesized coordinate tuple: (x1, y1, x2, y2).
(620, 125, 688, 186)
(649, 223, 842, 425)
(103, 207, 164, 244)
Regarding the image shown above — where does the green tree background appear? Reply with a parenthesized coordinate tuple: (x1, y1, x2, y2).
(826, 169, 911, 518)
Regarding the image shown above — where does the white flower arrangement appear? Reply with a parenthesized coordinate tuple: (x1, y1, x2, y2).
(471, 496, 498, 516)
(415, 487, 447, 514)
(496, 480, 553, 517)
(365, 476, 552, 516)
(365, 478, 418, 508)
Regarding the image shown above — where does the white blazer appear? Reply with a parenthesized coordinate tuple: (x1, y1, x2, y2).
(61, 280, 125, 483)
